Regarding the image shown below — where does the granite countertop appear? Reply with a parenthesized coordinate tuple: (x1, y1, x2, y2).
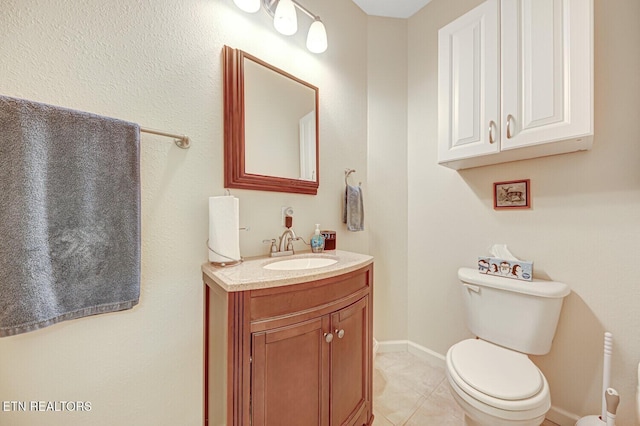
(202, 250, 373, 292)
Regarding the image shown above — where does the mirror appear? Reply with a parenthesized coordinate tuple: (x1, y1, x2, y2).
(223, 46, 319, 195)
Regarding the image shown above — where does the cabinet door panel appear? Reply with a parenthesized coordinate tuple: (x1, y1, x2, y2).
(438, 0, 500, 163)
(501, 0, 593, 149)
(330, 296, 370, 426)
(252, 317, 330, 426)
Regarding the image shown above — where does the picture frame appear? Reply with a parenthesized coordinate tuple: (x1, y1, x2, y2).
(493, 179, 530, 210)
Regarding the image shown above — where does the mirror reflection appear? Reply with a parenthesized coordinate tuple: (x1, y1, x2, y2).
(224, 46, 319, 195)
(244, 59, 317, 181)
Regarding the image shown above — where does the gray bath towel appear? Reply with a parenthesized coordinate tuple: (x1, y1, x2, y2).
(343, 184, 364, 232)
(0, 95, 140, 337)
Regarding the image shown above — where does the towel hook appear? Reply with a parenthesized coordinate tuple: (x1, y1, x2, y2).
(344, 169, 361, 186)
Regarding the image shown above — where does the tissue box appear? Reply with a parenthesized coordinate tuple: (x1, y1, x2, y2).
(477, 257, 533, 281)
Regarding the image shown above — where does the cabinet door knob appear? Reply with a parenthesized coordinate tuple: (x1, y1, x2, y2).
(335, 329, 345, 339)
(488, 120, 496, 144)
(324, 332, 334, 343)
(506, 114, 514, 139)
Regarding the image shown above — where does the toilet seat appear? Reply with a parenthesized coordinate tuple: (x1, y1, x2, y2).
(451, 339, 543, 402)
(446, 339, 550, 421)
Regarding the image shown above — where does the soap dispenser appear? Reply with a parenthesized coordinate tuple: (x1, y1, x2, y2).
(310, 224, 325, 253)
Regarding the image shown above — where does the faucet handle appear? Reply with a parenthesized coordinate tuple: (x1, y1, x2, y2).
(286, 236, 302, 252)
(262, 239, 277, 253)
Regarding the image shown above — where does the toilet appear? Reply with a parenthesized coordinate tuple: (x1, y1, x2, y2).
(446, 267, 570, 426)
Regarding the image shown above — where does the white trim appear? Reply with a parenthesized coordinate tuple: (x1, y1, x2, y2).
(376, 339, 410, 353)
(375, 339, 582, 425)
(376, 339, 447, 369)
(547, 405, 581, 426)
(407, 340, 446, 369)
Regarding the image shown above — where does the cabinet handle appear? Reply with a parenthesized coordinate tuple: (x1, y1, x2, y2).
(506, 114, 514, 139)
(488, 120, 496, 144)
(335, 329, 345, 339)
(324, 332, 333, 343)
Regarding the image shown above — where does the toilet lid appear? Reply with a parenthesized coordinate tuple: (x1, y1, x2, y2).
(450, 339, 543, 401)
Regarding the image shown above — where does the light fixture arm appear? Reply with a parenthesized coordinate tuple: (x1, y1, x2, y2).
(291, 0, 317, 20)
(262, 0, 318, 20)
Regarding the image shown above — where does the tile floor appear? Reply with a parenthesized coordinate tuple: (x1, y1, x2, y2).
(373, 350, 559, 426)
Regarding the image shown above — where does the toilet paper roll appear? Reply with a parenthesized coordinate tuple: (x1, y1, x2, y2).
(208, 196, 241, 264)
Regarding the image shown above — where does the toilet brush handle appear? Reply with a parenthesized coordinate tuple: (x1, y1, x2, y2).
(605, 388, 619, 426)
(637, 362, 640, 423)
(602, 332, 613, 420)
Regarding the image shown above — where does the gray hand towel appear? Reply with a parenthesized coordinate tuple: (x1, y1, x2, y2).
(0, 95, 140, 337)
(343, 184, 364, 232)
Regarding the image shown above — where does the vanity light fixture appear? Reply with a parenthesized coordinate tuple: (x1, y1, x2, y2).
(306, 17, 327, 53)
(233, 0, 328, 53)
(233, 0, 261, 13)
(274, 0, 297, 35)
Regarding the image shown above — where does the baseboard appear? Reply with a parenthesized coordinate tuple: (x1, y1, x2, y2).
(407, 340, 446, 369)
(375, 339, 581, 425)
(376, 339, 410, 353)
(546, 405, 580, 426)
(376, 339, 446, 369)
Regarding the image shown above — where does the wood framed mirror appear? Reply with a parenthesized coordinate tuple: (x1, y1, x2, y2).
(223, 45, 319, 195)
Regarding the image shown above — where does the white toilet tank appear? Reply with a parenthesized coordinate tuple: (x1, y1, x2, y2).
(458, 267, 570, 355)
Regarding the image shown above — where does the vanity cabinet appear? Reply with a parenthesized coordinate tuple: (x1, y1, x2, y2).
(203, 256, 373, 426)
(438, 0, 593, 170)
(251, 295, 370, 426)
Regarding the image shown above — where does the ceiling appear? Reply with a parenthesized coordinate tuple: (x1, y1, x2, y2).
(351, 0, 432, 19)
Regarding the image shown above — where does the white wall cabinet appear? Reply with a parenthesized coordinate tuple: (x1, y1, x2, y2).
(438, 0, 593, 170)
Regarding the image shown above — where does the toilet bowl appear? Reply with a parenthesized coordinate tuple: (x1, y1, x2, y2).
(446, 339, 550, 426)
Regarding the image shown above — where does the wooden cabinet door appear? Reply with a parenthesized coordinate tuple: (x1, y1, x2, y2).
(330, 296, 370, 426)
(500, 0, 593, 150)
(438, 0, 500, 163)
(251, 316, 330, 426)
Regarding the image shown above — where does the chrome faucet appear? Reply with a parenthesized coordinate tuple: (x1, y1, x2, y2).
(264, 228, 302, 257)
(278, 228, 299, 253)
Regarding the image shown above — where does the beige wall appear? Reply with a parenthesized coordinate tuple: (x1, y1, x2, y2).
(367, 16, 409, 342)
(3, 0, 640, 425)
(0, 1, 368, 425)
(407, 0, 640, 424)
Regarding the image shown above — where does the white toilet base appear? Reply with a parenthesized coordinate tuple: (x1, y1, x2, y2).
(448, 382, 546, 426)
(463, 414, 544, 426)
(462, 411, 545, 426)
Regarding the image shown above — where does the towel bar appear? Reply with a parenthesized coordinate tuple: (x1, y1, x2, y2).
(140, 127, 190, 149)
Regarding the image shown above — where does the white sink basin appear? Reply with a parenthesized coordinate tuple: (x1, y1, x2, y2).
(264, 257, 338, 271)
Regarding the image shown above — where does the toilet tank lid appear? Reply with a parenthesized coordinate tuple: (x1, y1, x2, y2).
(458, 267, 570, 298)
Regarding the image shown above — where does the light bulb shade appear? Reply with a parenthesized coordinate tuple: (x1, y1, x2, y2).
(233, 0, 260, 13)
(274, 0, 297, 35)
(306, 18, 327, 53)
